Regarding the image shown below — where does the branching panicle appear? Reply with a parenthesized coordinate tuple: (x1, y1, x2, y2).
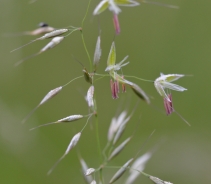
(16, 1, 189, 184)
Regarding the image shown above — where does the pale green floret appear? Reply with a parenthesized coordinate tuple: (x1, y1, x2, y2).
(93, 0, 139, 15)
(107, 41, 116, 68)
(154, 73, 187, 102)
(105, 55, 129, 72)
(105, 42, 129, 72)
(159, 73, 185, 82)
(108, 0, 122, 14)
(114, 0, 140, 6)
(93, 0, 109, 15)
(93, 36, 101, 66)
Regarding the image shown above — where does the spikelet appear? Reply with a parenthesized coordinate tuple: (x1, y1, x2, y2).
(85, 168, 95, 176)
(30, 115, 83, 130)
(15, 36, 64, 66)
(11, 29, 68, 52)
(107, 111, 127, 142)
(21, 86, 63, 124)
(109, 158, 134, 184)
(112, 115, 131, 145)
(47, 132, 81, 175)
(79, 158, 93, 183)
(130, 83, 150, 104)
(93, 36, 102, 71)
(125, 152, 152, 184)
(149, 176, 173, 184)
(108, 137, 131, 161)
(90, 180, 97, 184)
(87, 86, 94, 107)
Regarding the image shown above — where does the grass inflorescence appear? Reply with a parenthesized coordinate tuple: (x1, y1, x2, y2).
(13, 0, 189, 183)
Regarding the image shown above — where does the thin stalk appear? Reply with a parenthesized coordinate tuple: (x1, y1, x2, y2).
(142, 0, 179, 9)
(95, 73, 110, 77)
(81, 114, 93, 132)
(94, 76, 106, 83)
(108, 145, 115, 160)
(81, 33, 92, 71)
(95, 73, 154, 83)
(63, 28, 80, 38)
(102, 142, 110, 162)
(81, 0, 93, 71)
(81, 0, 92, 28)
(104, 165, 151, 177)
(62, 75, 83, 87)
(123, 75, 154, 83)
(92, 72, 103, 182)
(95, 114, 104, 183)
(80, 2, 103, 182)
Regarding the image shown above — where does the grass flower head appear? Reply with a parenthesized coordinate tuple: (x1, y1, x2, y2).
(93, 0, 139, 15)
(154, 73, 187, 102)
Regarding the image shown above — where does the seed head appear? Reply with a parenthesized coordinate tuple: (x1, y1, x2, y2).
(57, 115, 84, 123)
(79, 158, 93, 183)
(126, 152, 152, 184)
(108, 111, 127, 142)
(85, 168, 95, 176)
(149, 176, 173, 184)
(39, 29, 68, 40)
(47, 132, 81, 175)
(21, 86, 63, 124)
(109, 158, 134, 184)
(40, 36, 64, 52)
(29, 115, 83, 131)
(130, 83, 150, 104)
(87, 86, 94, 107)
(65, 132, 81, 155)
(11, 29, 67, 53)
(90, 180, 97, 184)
(30, 25, 55, 35)
(108, 137, 131, 161)
(93, 36, 102, 69)
(40, 86, 63, 105)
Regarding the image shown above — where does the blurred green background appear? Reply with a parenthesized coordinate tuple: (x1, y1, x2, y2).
(0, 0, 211, 183)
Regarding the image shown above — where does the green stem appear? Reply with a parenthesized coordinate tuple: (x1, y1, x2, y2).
(91, 74, 103, 183)
(108, 145, 114, 159)
(62, 75, 83, 87)
(81, 0, 93, 72)
(94, 76, 106, 83)
(81, 114, 93, 132)
(104, 165, 151, 177)
(95, 113, 104, 183)
(95, 73, 110, 77)
(95, 73, 154, 83)
(123, 75, 154, 83)
(80, 1, 103, 182)
(81, 0, 92, 28)
(81, 33, 92, 71)
(141, 0, 179, 9)
(64, 28, 80, 38)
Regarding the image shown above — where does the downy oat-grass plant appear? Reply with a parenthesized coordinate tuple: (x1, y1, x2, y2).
(10, 0, 191, 183)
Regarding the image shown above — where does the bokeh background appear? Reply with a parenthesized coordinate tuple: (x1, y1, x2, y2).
(0, 0, 211, 183)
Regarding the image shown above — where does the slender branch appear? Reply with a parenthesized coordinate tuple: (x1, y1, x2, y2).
(123, 75, 154, 83)
(81, 33, 92, 71)
(81, 0, 93, 71)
